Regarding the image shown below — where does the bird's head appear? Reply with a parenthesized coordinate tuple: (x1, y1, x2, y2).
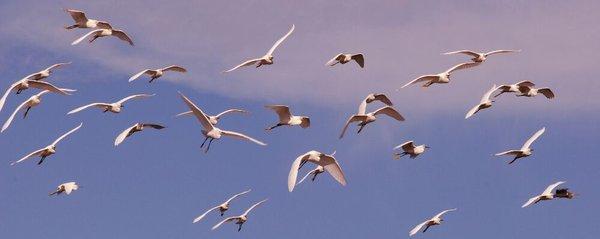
(424, 145, 431, 149)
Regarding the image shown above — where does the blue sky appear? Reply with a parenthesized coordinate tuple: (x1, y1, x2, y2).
(0, 0, 599, 238)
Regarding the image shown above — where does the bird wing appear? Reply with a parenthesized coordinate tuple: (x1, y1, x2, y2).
(223, 58, 262, 73)
(224, 189, 252, 204)
(27, 81, 73, 95)
(538, 88, 555, 99)
(71, 29, 102, 45)
(265, 105, 292, 122)
(211, 217, 239, 230)
(325, 54, 344, 66)
(11, 148, 46, 165)
(128, 69, 152, 82)
(433, 208, 457, 219)
(484, 49, 521, 56)
(516, 80, 535, 87)
(242, 199, 268, 216)
(394, 141, 415, 151)
(266, 24, 295, 55)
(442, 50, 480, 57)
(542, 181, 566, 195)
(44, 62, 71, 72)
(521, 127, 545, 150)
(1, 98, 30, 132)
(162, 65, 187, 72)
(96, 21, 113, 29)
(409, 221, 428, 236)
(116, 94, 154, 105)
(401, 75, 438, 89)
(65, 9, 87, 23)
(522, 196, 541, 208)
(0, 82, 20, 112)
(141, 123, 165, 129)
(193, 206, 221, 223)
(67, 103, 111, 115)
(296, 168, 318, 185)
(114, 124, 137, 146)
(339, 115, 368, 139)
(215, 109, 248, 118)
(446, 62, 481, 74)
(373, 94, 393, 106)
(111, 30, 134, 45)
(220, 130, 267, 146)
(374, 106, 405, 121)
(494, 150, 521, 156)
(63, 182, 78, 194)
(351, 54, 365, 68)
(481, 84, 497, 102)
(359, 93, 393, 115)
(51, 123, 83, 146)
(321, 155, 347, 186)
(175, 111, 193, 117)
(465, 104, 483, 119)
(288, 153, 310, 192)
(178, 93, 214, 131)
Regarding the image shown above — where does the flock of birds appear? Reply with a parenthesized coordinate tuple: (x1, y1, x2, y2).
(1, 8, 576, 236)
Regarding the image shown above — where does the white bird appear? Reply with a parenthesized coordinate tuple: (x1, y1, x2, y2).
(409, 208, 457, 237)
(339, 106, 405, 139)
(223, 24, 295, 73)
(0, 79, 75, 113)
(494, 80, 535, 98)
(443, 49, 521, 63)
(516, 85, 555, 99)
(2, 90, 64, 133)
(64, 9, 110, 29)
(176, 108, 249, 125)
(465, 84, 497, 119)
(326, 53, 364, 68)
(394, 141, 429, 159)
(495, 127, 546, 164)
(522, 181, 565, 208)
(49, 182, 79, 196)
(264, 105, 310, 130)
(193, 189, 251, 224)
(357, 93, 393, 115)
(288, 150, 346, 192)
(296, 165, 325, 185)
(400, 62, 480, 89)
(212, 199, 268, 231)
(114, 123, 166, 146)
(71, 24, 134, 46)
(23, 62, 71, 81)
(178, 92, 266, 153)
(128, 65, 187, 83)
(67, 94, 154, 115)
(11, 123, 82, 166)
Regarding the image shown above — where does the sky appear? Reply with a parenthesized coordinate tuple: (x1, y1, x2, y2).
(0, 0, 599, 238)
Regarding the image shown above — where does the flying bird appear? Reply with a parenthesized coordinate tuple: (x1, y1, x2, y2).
(23, 62, 71, 81)
(193, 189, 251, 224)
(494, 80, 535, 97)
(71, 23, 134, 46)
(2, 90, 68, 133)
(223, 24, 295, 73)
(11, 123, 82, 165)
(114, 123, 165, 146)
(49, 182, 79, 196)
(178, 93, 266, 153)
(128, 65, 187, 83)
(326, 53, 364, 68)
(522, 181, 566, 208)
(0, 79, 74, 113)
(465, 84, 497, 119)
(176, 108, 249, 125)
(296, 165, 325, 185)
(339, 106, 404, 139)
(516, 85, 555, 99)
(67, 94, 154, 115)
(288, 150, 346, 192)
(64, 9, 109, 29)
(358, 93, 393, 115)
(212, 199, 268, 232)
(400, 62, 480, 89)
(495, 127, 546, 164)
(443, 49, 521, 63)
(264, 105, 310, 130)
(394, 141, 429, 159)
(409, 208, 457, 236)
